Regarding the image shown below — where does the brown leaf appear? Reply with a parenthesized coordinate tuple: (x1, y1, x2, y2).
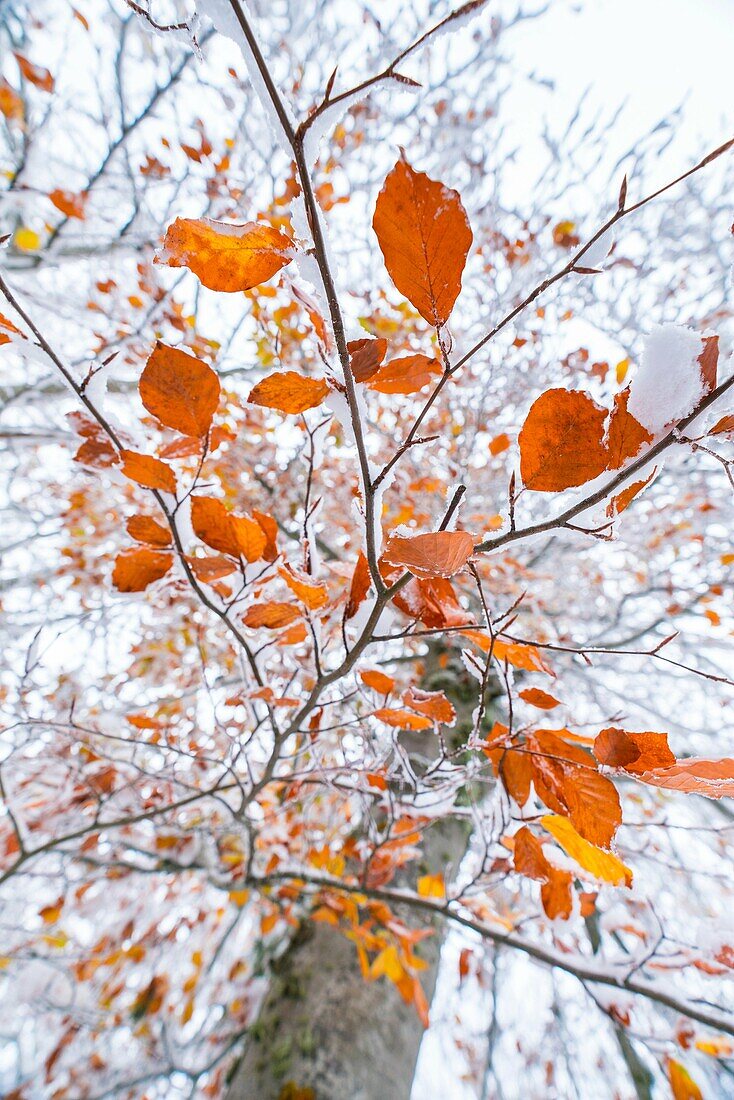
(157, 217, 292, 292)
(373, 156, 472, 327)
(126, 515, 172, 547)
(139, 342, 220, 437)
(348, 337, 387, 383)
(382, 530, 475, 579)
(519, 389, 608, 492)
(188, 555, 238, 581)
(606, 468, 657, 518)
(698, 334, 719, 395)
(121, 450, 177, 494)
(345, 551, 370, 619)
(368, 353, 443, 395)
(248, 371, 330, 415)
(112, 548, 173, 592)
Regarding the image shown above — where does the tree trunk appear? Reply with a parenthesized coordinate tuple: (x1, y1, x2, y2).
(226, 646, 483, 1100)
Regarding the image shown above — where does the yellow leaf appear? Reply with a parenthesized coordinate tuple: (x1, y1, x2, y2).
(15, 227, 41, 252)
(541, 815, 632, 887)
(228, 889, 250, 907)
(696, 1035, 734, 1057)
(417, 873, 445, 899)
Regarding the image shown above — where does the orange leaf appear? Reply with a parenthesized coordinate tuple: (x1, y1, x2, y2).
(190, 496, 240, 558)
(0, 79, 23, 123)
(402, 686, 455, 725)
(348, 337, 387, 383)
(368, 353, 442, 395)
(121, 450, 177, 494)
(373, 156, 472, 327)
(49, 189, 86, 219)
(345, 551, 370, 619)
(248, 371, 329, 415)
(252, 509, 278, 562)
(126, 515, 172, 547)
(668, 1060, 703, 1100)
(519, 388, 608, 491)
(360, 669, 395, 694)
(489, 432, 511, 456)
(279, 564, 328, 609)
(157, 217, 292, 292)
(139, 342, 220, 437)
(382, 530, 475, 579)
(638, 758, 734, 799)
(188, 555, 238, 581)
(244, 602, 301, 629)
(232, 514, 267, 563)
(605, 388, 653, 469)
(594, 728, 675, 774)
(519, 687, 561, 710)
(606, 467, 657, 518)
(709, 414, 734, 436)
(14, 52, 54, 93)
(374, 708, 433, 731)
(112, 549, 173, 592)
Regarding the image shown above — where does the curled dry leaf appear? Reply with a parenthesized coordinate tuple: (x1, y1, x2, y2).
(382, 530, 475, 579)
(157, 217, 292, 292)
(121, 450, 177, 494)
(112, 548, 173, 592)
(368, 353, 442, 395)
(345, 551, 370, 620)
(541, 815, 632, 887)
(126, 515, 172, 548)
(248, 371, 330, 415)
(348, 337, 387, 383)
(513, 826, 572, 921)
(373, 156, 472, 328)
(139, 342, 220, 438)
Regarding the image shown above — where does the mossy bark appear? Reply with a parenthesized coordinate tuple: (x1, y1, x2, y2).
(226, 646, 490, 1100)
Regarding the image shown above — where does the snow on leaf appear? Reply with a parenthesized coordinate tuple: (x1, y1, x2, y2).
(157, 217, 293, 292)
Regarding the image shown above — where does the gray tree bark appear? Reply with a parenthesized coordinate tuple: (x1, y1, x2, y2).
(226, 646, 483, 1100)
